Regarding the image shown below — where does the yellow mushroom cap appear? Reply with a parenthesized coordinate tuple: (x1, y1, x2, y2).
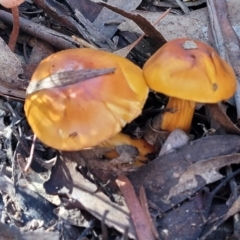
(24, 48, 149, 151)
(143, 38, 236, 102)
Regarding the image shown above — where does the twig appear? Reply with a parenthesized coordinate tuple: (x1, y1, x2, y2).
(24, 134, 36, 172)
(8, 7, 20, 51)
(203, 168, 240, 214)
(226, 166, 238, 203)
(77, 220, 96, 240)
(201, 197, 240, 240)
(74, 9, 115, 50)
(175, 0, 190, 14)
(226, 166, 240, 236)
(2, 102, 21, 164)
(116, 175, 155, 240)
(101, 211, 109, 240)
(120, 227, 129, 240)
(12, 128, 56, 170)
(198, 167, 240, 238)
(72, 35, 98, 49)
(114, 8, 170, 57)
(139, 186, 159, 239)
(97, 1, 166, 43)
(0, 10, 78, 50)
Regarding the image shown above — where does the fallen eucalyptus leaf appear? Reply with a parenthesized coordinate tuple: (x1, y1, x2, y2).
(206, 104, 240, 134)
(167, 153, 240, 200)
(44, 154, 137, 239)
(158, 128, 190, 156)
(92, 0, 166, 44)
(129, 134, 240, 211)
(26, 68, 115, 94)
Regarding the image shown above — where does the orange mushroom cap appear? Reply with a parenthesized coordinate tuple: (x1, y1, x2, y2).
(143, 38, 236, 103)
(0, 0, 24, 8)
(24, 48, 149, 151)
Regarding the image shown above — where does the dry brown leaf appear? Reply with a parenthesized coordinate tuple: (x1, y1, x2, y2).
(92, 0, 142, 39)
(92, 0, 166, 43)
(128, 134, 240, 211)
(222, 196, 240, 221)
(16, 154, 60, 206)
(0, 37, 26, 89)
(45, 154, 137, 239)
(114, 9, 170, 57)
(167, 153, 240, 200)
(21, 231, 59, 240)
(23, 39, 54, 79)
(0, 38, 25, 99)
(207, 0, 240, 121)
(206, 104, 240, 134)
(158, 129, 190, 156)
(0, 223, 58, 240)
(201, 197, 240, 240)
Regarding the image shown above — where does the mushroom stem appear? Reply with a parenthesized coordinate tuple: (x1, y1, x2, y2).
(8, 6, 20, 51)
(160, 97, 196, 132)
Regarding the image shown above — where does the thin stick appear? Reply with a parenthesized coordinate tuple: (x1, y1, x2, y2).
(24, 134, 37, 172)
(114, 8, 170, 57)
(116, 175, 155, 240)
(8, 7, 20, 51)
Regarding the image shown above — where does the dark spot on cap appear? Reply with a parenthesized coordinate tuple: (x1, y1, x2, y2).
(69, 132, 78, 138)
(212, 83, 218, 91)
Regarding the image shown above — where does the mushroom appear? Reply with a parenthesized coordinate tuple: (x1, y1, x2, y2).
(0, 0, 24, 51)
(24, 48, 149, 151)
(143, 38, 237, 132)
(100, 132, 155, 163)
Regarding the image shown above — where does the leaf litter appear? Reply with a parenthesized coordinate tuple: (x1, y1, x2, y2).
(0, 0, 240, 239)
